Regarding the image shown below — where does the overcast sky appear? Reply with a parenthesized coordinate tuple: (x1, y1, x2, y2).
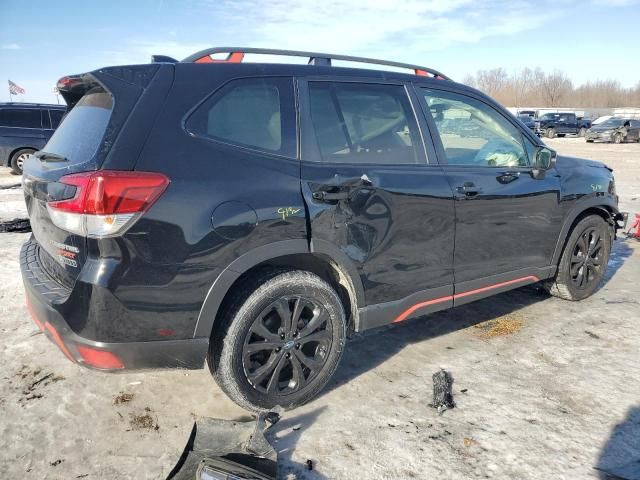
(1, 0, 639, 103)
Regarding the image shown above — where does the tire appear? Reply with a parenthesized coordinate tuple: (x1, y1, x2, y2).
(545, 215, 611, 301)
(546, 127, 556, 139)
(578, 127, 587, 137)
(9, 148, 34, 175)
(586, 139, 594, 143)
(613, 133, 622, 144)
(209, 270, 346, 411)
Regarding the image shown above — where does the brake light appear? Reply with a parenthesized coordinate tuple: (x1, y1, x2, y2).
(47, 171, 169, 238)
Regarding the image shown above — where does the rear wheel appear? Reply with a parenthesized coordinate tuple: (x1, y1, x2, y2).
(10, 148, 34, 175)
(545, 215, 611, 301)
(613, 133, 622, 144)
(546, 127, 556, 139)
(209, 270, 346, 411)
(578, 127, 587, 137)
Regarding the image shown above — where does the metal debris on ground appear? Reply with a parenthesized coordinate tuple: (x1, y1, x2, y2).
(431, 369, 455, 414)
(0, 218, 31, 233)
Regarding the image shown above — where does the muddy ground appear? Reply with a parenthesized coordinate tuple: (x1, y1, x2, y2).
(0, 138, 638, 479)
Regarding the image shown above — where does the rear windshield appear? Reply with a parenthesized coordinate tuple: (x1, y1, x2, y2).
(43, 89, 113, 165)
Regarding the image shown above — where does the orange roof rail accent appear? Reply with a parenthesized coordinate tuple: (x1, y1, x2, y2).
(194, 51, 245, 64)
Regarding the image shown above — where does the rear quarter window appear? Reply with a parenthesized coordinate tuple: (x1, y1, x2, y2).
(185, 77, 296, 158)
(43, 89, 113, 166)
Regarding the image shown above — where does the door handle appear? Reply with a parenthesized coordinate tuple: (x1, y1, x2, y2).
(312, 190, 350, 201)
(497, 171, 520, 184)
(455, 182, 482, 198)
(311, 174, 374, 203)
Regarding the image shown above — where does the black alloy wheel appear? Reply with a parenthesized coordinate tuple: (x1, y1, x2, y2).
(210, 270, 346, 411)
(569, 226, 604, 290)
(242, 296, 332, 395)
(545, 215, 611, 301)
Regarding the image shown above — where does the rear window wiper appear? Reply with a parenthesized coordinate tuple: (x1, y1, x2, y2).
(34, 151, 68, 163)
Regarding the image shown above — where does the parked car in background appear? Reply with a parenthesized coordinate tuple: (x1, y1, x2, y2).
(21, 47, 624, 411)
(586, 118, 640, 143)
(517, 110, 536, 118)
(517, 114, 536, 131)
(592, 115, 613, 126)
(534, 112, 592, 138)
(0, 103, 66, 174)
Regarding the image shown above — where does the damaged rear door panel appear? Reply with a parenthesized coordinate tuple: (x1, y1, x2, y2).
(298, 78, 455, 328)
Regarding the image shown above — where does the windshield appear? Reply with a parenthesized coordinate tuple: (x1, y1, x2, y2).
(43, 88, 113, 165)
(600, 118, 625, 128)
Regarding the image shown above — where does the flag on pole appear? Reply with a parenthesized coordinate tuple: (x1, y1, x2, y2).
(8, 80, 26, 95)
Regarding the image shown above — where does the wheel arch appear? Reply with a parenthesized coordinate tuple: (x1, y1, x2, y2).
(551, 197, 618, 266)
(193, 239, 365, 341)
(7, 146, 38, 166)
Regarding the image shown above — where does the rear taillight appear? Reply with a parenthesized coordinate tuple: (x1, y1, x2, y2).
(47, 171, 169, 238)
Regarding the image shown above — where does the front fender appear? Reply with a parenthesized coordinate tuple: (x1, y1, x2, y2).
(551, 194, 619, 265)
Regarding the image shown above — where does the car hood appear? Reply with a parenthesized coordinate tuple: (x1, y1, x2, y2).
(555, 155, 610, 171)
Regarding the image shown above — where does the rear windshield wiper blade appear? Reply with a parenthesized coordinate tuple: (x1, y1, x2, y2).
(34, 151, 68, 163)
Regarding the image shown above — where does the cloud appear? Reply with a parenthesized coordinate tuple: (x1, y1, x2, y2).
(103, 40, 211, 65)
(591, 0, 639, 5)
(2, 43, 20, 50)
(198, 0, 560, 58)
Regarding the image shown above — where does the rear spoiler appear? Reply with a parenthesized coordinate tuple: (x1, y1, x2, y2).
(56, 64, 163, 109)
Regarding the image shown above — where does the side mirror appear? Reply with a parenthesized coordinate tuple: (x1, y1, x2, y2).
(531, 147, 556, 179)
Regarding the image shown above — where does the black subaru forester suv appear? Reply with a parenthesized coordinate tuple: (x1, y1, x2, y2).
(21, 48, 625, 411)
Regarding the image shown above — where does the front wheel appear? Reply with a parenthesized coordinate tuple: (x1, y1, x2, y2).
(613, 133, 622, 144)
(545, 215, 611, 301)
(209, 270, 346, 411)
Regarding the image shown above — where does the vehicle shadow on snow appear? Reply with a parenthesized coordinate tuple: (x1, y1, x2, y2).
(323, 238, 635, 398)
(268, 406, 329, 479)
(595, 405, 640, 479)
(324, 283, 550, 397)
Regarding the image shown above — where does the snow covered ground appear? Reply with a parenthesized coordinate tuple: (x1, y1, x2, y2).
(0, 139, 638, 479)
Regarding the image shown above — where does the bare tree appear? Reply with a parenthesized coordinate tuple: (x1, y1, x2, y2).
(463, 67, 640, 108)
(512, 67, 534, 107)
(540, 70, 572, 107)
(474, 68, 508, 99)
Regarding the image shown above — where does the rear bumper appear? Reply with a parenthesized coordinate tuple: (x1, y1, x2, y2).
(21, 238, 208, 371)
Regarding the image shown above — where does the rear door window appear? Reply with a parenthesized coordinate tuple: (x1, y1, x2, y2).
(0, 108, 42, 128)
(43, 89, 113, 165)
(306, 82, 423, 164)
(186, 77, 296, 157)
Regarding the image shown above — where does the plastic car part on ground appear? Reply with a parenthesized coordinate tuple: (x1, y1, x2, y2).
(166, 409, 282, 480)
(627, 213, 640, 240)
